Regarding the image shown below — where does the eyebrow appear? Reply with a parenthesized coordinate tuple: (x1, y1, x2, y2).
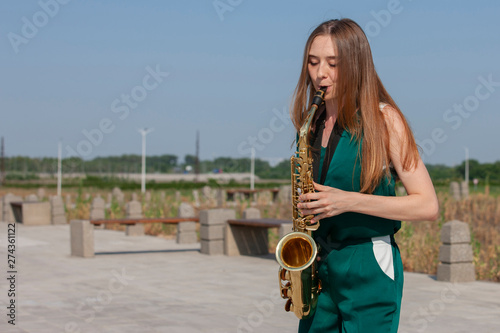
(308, 54, 337, 60)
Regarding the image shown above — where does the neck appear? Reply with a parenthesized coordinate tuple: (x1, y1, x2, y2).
(324, 98, 338, 126)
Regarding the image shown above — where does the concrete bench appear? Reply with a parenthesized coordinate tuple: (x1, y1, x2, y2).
(225, 218, 292, 256)
(10, 201, 51, 225)
(71, 217, 199, 258)
(225, 188, 280, 202)
(90, 217, 199, 239)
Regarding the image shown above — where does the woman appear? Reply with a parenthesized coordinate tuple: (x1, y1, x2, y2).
(292, 19, 439, 332)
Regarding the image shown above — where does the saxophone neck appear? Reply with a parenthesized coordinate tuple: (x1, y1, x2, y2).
(299, 105, 319, 138)
(298, 87, 326, 139)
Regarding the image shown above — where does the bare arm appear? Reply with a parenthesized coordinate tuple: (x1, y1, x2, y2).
(298, 105, 439, 222)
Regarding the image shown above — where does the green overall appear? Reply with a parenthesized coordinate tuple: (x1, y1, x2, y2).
(299, 128, 404, 333)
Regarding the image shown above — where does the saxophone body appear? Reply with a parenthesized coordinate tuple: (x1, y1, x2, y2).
(275, 87, 326, 319)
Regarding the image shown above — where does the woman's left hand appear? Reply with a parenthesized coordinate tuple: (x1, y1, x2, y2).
(297, 182, 355, 223)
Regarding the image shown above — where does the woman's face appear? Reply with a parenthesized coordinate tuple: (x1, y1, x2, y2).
(307, 35, 338, 100)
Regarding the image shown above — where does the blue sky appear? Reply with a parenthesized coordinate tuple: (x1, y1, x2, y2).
(1, 0, 499, 166)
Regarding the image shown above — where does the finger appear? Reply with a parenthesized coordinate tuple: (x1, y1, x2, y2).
(298, 192, 322, 202)
(300, 209, 320, 216)
(316, 209, 341, 221)
(313, 182, 339, 193)
(297, 199, 324, 210)
(313, 213, 328, 222)
(313, 182, 329, 191)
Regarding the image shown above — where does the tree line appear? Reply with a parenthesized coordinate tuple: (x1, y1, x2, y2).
(2, 155, 499, 183)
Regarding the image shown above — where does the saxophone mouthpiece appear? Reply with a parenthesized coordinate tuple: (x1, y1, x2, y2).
(311, 87, 327, 107)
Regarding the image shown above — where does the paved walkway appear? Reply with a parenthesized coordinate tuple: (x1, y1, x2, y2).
(0, 223, 499, 333)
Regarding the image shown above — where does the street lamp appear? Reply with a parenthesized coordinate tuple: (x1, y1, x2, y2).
(138, 128, 154, 193)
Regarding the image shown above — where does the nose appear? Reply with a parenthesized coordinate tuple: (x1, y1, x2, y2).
(317, 61, 328, 79)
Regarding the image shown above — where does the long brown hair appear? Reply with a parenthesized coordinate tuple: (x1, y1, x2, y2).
(291, 19, 419, 193)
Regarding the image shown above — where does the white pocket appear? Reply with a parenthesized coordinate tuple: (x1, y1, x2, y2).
(371, 235, 394, 280)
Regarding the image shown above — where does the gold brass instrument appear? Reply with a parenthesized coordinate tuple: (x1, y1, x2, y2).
(275, 87, 326, 319)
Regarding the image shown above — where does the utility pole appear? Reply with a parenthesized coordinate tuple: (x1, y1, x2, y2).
(138, 128, 154, 193)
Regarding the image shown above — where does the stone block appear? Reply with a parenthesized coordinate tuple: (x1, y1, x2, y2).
(450, 181, 461, 201)
(91, 196, 105, 209)
(112, 187, 122, 196)
(126, 200, 143, 218)
(460, 181, 469, 200)
(126, 224, 145, 236)
(20, 202, 52, 225)
(90, 197, 106, 221)
(242, 208, 261, 219)
(65, 194, 73, 207)
(437, 219, 475, 283)
(52, 215, 67, 225)
(70, 220, 94, 258)
(225, 225, 269, 256)
(3, 194, 22, 222)
(176, 220, 198, 245)
(178, 202, 195, 218)
(439, 244, 474, 263)
(279, 223, 293, 239)
(257, 191, 269, 203)
(193, 190, 200, 207)
(202, 186, 212, 199)
(199, 209, 235, 226)
(201, 239, 224, 255)
(177, 221, 196, 232)
(90, 209, 105, 220)
(216, 189, 226, 207)
(50, 195, 64, 206)
(437, 262, 475, 282)
(441, 220, 471, 244)
(201, 225, 225, 240)
(25, 194, 38, 202)
(176, 231, 198, 244)
(51, 206, 66, 215)
(278, 185, 292, 203)
(51, 196, 67, 225)
(37, 188, 46, 199)
(199, 209, 235, 255)
(114, 193, 125, 204)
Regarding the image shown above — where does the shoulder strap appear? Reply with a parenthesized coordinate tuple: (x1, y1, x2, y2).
(319, 121, 343, 184)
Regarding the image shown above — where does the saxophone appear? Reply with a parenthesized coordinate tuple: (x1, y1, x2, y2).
(275, 87, 326, 319)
